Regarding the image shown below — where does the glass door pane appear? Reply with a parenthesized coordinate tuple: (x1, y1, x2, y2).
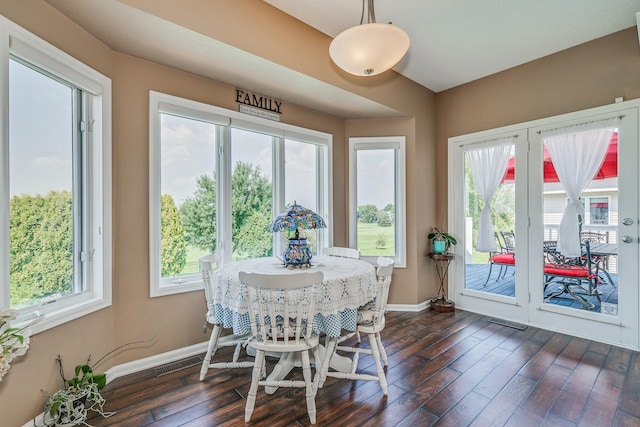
(463, 142, 516, 298)
(541, 129, 618, 314)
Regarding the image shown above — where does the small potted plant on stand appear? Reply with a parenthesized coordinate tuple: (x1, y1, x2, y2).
(428, 227, 457, 254)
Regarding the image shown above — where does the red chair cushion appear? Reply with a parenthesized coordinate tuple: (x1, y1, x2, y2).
(492, 253, 515, 264)
(543, 264, 595, 279)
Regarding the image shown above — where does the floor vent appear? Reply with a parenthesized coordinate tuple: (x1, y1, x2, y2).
(488, 318, 527, 331)
(154, 355, 203, 377)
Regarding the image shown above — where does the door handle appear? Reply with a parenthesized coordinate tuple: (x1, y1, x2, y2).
(622, 218, 634, 226)
(621, 235, 634, 244)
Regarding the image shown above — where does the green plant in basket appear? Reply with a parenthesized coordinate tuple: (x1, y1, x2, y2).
(43, 338, 152, 427)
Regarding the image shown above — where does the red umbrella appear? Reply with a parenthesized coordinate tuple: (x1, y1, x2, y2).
(502, 133, 618, 183)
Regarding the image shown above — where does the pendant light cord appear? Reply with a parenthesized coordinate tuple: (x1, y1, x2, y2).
(360, 0, 377, 25)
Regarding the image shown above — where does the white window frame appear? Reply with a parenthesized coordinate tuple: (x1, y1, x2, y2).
(348, 136, 406, 267)
(0, 17, 112, 333)
(149, 91, 332, 297)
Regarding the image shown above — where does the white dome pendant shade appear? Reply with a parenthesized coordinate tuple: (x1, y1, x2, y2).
(329, 23, 410, 76)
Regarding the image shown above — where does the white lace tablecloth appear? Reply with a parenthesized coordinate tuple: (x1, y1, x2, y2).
(212, 256, 377, 337)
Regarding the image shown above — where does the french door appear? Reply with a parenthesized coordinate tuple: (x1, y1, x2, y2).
(449, 102, 640, 348)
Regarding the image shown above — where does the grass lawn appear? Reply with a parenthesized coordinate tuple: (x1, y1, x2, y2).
(472, 250, 489, 264)
(183, 245, 208, 275)
(357, 222, 395, 257)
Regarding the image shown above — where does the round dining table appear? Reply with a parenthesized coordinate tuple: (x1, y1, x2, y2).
(212, 255, 378, 338)
(212, 255, 378, 392)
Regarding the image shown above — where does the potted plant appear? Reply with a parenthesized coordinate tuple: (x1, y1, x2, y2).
(0, 309, 41, 382)
(43, 339, 150, 427)
(428, 227, 457, 254)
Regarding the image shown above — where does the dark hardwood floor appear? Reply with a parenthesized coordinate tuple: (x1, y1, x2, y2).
(88, 309, 640, 426)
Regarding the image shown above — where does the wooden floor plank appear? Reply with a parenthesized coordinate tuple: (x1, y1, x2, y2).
(471, 374, 537, 427)
(84, 309, 640, 427)
(549, 351, 605, 422)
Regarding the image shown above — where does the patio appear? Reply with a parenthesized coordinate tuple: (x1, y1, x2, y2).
(465, 263, 619, 312)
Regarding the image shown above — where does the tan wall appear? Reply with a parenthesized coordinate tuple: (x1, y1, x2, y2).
(0, 2, 435, 425)
(435, 28, 640, 218)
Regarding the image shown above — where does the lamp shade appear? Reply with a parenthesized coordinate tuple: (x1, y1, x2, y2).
(329, 23, 410, 76)
(269, 202, 326, 234)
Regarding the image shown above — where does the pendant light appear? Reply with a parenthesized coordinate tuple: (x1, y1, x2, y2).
(329, 0, 410, 76)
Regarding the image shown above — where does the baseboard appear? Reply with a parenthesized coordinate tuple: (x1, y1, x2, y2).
(387, 300, 431, 312)
(105, 341, 208, 384)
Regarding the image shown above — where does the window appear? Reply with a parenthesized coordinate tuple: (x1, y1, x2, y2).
(349, 137, 406, 267)
(588, 196, 609, 225)
(149, 92, 331, 296)
(0, 17, 112, 331)
(571, 196, 611, 226)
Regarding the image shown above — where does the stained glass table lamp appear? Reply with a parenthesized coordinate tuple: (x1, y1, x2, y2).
(268, 201, 326, 268)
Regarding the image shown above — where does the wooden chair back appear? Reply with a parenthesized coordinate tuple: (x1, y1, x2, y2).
(371, 257, 394, 328)
(322, 246, 360, 259)
(239, 271, 324, 346)
(200, 253, 221, 318)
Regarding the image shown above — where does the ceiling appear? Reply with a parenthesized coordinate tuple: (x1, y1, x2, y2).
(45, 0, 640, 119)
(265, 0, 640, 92)
(266, 0, 640, 92)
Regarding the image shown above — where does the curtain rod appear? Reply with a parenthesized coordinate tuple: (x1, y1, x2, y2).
(460, 134, 518, 149)
(537, 115, 624, 135)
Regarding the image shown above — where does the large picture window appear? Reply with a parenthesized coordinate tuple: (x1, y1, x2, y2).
(349, 137, 406, 267)
(0, 17, 112, 331)
(149, 92, 331, 296)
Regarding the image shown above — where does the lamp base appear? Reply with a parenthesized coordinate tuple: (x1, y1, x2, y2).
(283, 238, 312, 267)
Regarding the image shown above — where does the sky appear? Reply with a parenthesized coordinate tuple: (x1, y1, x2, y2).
(160, 115, 395, 212)
(9, 56, 394, 213)
(10, 59, 73, 197)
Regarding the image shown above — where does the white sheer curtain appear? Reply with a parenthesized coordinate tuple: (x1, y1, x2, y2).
(542, 118, 617, 257)
(466, 138, 514, 252)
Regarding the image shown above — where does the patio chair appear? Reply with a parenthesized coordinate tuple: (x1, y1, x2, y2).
(483, 232, 515, 286)
(240, 270, 324, 424)
(543, 241, 600, 310)
(319, 257, 394, 395)
(199, 254, 253, 381)
(580, 231, 615, 287)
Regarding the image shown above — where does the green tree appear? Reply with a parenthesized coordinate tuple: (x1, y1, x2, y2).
(180, 174, 217, 252)
(9, 191, 73, 304)
(230, 162, 272, 258)
(383, 203, 394, 212)
(376, 211, 392, 227)
(180, 162, 272, 259)
(357, 204, 379, 223)
(160, 194, 187, 276)
(465, 164, 515, 249)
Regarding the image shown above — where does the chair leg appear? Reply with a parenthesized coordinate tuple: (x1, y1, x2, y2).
(199, 324, 222, 381)
(367, 333, 388, 395)
(374, 332, 388, 366)
(245, 349, 264, 422)
(300, 350, 317, 424)
(483, 263, 495, 286)
(232, 342, 242, 362)
(319, 337, 337, 388)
